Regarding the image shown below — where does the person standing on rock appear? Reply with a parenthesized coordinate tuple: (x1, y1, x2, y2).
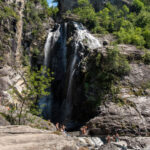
(82, 126, 88, 135)
(80, 126, 88, 135)
(115, 133, 119, 142)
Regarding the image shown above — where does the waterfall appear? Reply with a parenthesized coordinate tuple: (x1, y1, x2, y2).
(62, 23, 67, 71)
(40, 21, 101, 125)
(39, 24, 61, 119)
(44, 25, 61, 68)
(40, 23, 68, 121)
(62, 22, 102, 124)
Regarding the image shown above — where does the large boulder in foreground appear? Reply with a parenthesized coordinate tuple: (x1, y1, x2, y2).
(0, 126, 78, 150)
(87, 100, 149, 136)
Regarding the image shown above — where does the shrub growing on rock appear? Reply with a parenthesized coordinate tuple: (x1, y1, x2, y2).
(84, 47, 130, 112)
(10, 66, 54, 125)
(143, 51, 150, 65)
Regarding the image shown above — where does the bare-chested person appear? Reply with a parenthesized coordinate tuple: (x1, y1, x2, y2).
(81, 126, 87, 135)
(56, 122, 59, 131)
(62, 125, 66, 131)
(106, 135, 111, 143)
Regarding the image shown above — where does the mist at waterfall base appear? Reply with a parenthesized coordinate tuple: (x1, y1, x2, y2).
(39, 22, 101, 130)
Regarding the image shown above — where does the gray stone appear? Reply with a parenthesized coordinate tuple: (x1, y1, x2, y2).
(0, 126, 78, 150)
(0, 114, 10, 126)
(99, 143, 120, 150)
(87, 101, 147, 136)
(123, 63, 150, 87)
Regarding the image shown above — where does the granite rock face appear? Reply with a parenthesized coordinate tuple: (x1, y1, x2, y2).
(86, 38, 150, 136)
(0, 115, 10, 126)
(0, 0, 54, 104)
(0, 126, 78, 150)
(87, 100, 149, 136)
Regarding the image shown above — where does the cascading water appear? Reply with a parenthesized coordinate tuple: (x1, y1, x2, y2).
(39, 24, 61, 119)
(44, 24, 61, 68)
(62, 22, 102, 125)
(40, 23, 68, 121)
(40, 21, 101, 126)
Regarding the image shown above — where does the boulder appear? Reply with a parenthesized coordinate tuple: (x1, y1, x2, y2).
(0, 126, 78, 150)
(87, 101, 147, 136)
(0, 114, 10, 126)
(99, 143, 120, 150)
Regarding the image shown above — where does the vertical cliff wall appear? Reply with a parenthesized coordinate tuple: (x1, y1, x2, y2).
(0, 0, 54, 104)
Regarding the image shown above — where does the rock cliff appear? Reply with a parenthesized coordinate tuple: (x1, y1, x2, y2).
(0, 0, 54, 105)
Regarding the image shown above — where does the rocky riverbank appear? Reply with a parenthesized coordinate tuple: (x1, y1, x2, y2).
(0, 125, 150, 150)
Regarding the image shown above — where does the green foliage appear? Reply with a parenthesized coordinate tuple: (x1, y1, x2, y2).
(10, 65, 54, 124)
(116, 27, 145, 47)
(0, 2, 19, 20)
(23, 0, 58, 64)
(84, 47, 130, 109)
(143, 51, 150, 65)
(71, 1, 150, 49)
(106, 47, 130, 75)
(143, 27, 150, 48)
(73, 0, 99, 31)
(136, 11, 150, 28)
(132, 0, 144, 13)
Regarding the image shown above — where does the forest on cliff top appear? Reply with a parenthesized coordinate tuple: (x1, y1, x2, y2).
(69, 0, 150, 49)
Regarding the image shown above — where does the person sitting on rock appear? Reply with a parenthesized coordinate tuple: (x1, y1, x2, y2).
(80, 127, 83, 135)
(112, 135, 116, 142)
(47, 120, 51, 126)
(122, 144, 127, 150)
(106, 135, 111, 143)
(62, 125, 67, 134)
(59, 124, 63, 132)
(62, 125, 66, 131)
(56, 122, 59, 131)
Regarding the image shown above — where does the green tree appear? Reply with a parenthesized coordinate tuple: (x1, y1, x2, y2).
(132, 0, 144, 13)
(10, 66, 54, 125)
(73, 0, 99, 30)
(122, 5, 129, 17)
(143, 27, 150, 48)
(143, 51, 150, 64)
